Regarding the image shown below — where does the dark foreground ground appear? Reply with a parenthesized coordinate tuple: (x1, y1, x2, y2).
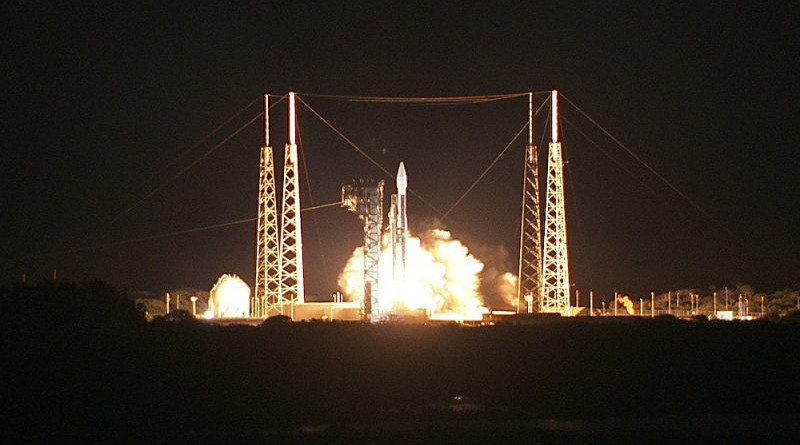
(2, 281, 799, 443)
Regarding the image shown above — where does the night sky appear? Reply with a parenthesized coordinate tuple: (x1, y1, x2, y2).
(3, 2, 798, 302)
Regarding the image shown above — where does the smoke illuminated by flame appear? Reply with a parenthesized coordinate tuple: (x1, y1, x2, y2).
(338, 229, 492, 320)
(207, 274, 250, 318)
(616, 294, 635, 315)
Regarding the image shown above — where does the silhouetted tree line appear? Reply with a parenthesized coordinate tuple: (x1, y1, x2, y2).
(2, 280, 799, 442)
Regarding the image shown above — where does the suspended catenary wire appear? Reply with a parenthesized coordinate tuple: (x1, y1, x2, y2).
(297, 91, 546, 104)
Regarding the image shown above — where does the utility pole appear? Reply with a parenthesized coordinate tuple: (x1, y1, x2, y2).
(165, 292, 171, 315)
(614, 292, 618, 316)
(639, 298, 644, 316)
(590, 290, 594, 316)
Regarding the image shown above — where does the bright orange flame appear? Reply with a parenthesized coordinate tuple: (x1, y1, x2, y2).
(616, 294, 635, 315)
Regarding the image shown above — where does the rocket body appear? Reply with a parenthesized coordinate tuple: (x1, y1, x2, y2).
(393, 162, 408, 283)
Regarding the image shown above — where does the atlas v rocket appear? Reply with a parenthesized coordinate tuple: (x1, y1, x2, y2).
(390, 162, 408, 283)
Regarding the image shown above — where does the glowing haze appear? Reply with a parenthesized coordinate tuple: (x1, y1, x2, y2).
(338, 229, 513, 321)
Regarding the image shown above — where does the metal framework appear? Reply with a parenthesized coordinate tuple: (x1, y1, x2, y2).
(253, 94, 281, 317)
(342, 179, 385, 321)
(279, 92, 305, 308)
(541, 90, 571, 315)
(517, 92, 542, 313)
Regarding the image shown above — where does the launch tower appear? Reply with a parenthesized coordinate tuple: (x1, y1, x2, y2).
(541, 90, 571, 315)
(253, 94, 281, 317)
(279, 92, 305, 309)
(517, 92, 543, 313)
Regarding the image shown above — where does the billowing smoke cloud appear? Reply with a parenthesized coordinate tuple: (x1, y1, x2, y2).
(338, 228, 516, 319)
(475, 244, 518, 308)
(207, 274, 250, 318)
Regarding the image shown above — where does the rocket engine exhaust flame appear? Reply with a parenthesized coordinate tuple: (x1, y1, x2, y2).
(616, 294, 635, 315)
(338, 229, 492, 321)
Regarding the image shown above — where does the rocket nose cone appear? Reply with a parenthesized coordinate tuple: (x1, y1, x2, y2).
(396, 161, 407, 191)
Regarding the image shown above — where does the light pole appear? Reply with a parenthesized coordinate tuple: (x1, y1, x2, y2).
(525, 293, 533, 314)
(713, 292, 717, 317)
(651, 291, 655, 318)
(668, 291, 671, 315)
(190, 295, 198, 317)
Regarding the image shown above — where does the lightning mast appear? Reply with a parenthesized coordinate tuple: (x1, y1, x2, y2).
(253, 94, 281, 317)
(517, 92, 542, 313)
(541, 90, 571, 315)
(279, 92, 305, 309)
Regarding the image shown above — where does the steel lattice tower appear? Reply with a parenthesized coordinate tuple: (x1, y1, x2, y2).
(541, 90, 571, 315)
(279, 92, 305, 309)
(253, 94, 281, 317)
(341, 180, 385, 322)
(517, 92, 542, 313)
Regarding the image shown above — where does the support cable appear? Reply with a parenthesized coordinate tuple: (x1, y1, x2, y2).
(143, 95, 263, 185)
(296, 109, 334, 286)
(561, 94, 738, 239)
(441, 122, 528, 218)
(110, 96, 286, 224)
(18, 200, 341, 261)
(443, 100, 550, 218)
(562, 117, 669, 206)
(296, 95, 447, 217)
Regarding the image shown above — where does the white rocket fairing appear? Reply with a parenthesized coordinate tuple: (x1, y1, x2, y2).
(390, 162, 408, 283)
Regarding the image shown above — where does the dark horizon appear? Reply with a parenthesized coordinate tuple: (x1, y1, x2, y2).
(3, 2, 798, 300)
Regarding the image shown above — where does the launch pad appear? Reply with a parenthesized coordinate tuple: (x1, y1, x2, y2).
(241, 90, 572, 323)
